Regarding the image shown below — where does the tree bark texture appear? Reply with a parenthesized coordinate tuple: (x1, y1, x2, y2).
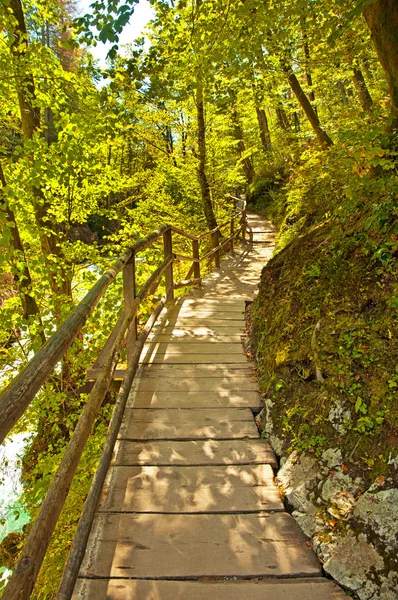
(276, 105, 291, 131)
(231, 108, 255, 184)
(196, 81, 218, 230)
(285, 69, 333, 148)
(352, 66, 373, 111)
(255, 106, 272, 152)
(363, 0, 398, 131)
(302, 31, 315, 103)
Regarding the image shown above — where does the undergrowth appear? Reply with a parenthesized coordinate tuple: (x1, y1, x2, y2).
(250, 135, 398, 486)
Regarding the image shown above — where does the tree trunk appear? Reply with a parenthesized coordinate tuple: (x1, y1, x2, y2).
(8, 0, 72, 310)
(284, 68, 333, 148)
(302, 29, 315, 102)
(363, 0, 398, 131)
(196, 80, 218, 230)
(336, 80, 349, 105)
(0, 165, 44, 339)
(352, 66, 373, 111)
(276, 105, 291, 131)
(231, 107, 255, 184)
(346, 47, 373, 112)
(293, 112, 300, 132)
(255, 106, 272, 152)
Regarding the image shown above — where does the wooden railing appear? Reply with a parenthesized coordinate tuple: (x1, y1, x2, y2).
(0, 199, 247, 600)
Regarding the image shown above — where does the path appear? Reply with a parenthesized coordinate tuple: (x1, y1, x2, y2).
(73, 214, 347, 599)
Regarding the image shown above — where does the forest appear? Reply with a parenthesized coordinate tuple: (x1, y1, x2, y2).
(0, 0, 397, 598)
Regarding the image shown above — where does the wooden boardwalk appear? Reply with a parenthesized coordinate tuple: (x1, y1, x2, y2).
(73, 215, 347, 599)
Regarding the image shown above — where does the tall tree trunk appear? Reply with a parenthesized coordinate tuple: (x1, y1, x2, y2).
(284, 67, 333, 148)
(8, 0, 72, 310)
(352, 66, 373, 111)
(196, 80, 218, 230)
(363, 0, 398, 131)
(180, 112, 187, 159)
(302, 28, 315, 103)
(363, 58, 374, 81)
(276, 105, 291, 131)
(0, 165, 45, 342)
(346, 47, 373, 112)
(336, 80, 349, 105)
(231, 107, 255, 184)
(255, 106, 272, 152)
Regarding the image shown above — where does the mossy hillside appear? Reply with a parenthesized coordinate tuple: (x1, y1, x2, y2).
(250, 147, 398, 485)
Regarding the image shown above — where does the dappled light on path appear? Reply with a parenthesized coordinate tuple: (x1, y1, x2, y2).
(73, 215, 347, 599)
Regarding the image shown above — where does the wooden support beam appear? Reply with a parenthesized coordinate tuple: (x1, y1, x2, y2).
(213, 229, 221, 268)
(163, 228, 174, 303)
(123, 253, 137, 368)
(193, 238, 200, 280)
(230, 217, 235, 253)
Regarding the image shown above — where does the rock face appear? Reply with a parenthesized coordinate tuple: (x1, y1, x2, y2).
(261, 410, 398, 600)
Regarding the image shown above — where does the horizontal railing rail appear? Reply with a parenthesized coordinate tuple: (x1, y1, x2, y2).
(0, 197, 247, 600)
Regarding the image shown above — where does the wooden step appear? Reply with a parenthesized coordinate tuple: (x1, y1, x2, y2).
(174, 299, 245, 310)
(164, 318, 244, 328)
(78, 512, 321, 579)
(129, 390, 262, 410)
(98, 465, 283, 513)
(119, 408, 259, 440)
(149, 331, 245, 342)
(167, 309, 244, 320)
(140, 364, 253, 377)
(142, 342, 245, 356)
(113, 439, 278, 468)
(73, 577, 348, 600)
(140, 353, 248, 365)
(133, 376, 258, 392)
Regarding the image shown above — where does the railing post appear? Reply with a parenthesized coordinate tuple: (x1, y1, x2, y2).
(230, 217, 235, 253)
(192, 238, 201, 280)
(123, 252, 137, 367)
(242, 205, 247, 241)
(163, 227, 174, 302)
(213, 229, 221, 268)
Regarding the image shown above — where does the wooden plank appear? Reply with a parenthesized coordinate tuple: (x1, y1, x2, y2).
(79, 513, 321, 579)
(98, 465, 283, 513)
(140, 353, 249, 365)
(164, 318, 245, 328)
(118, 408, 259, 440)
(113, 439, 278, 468)
(129, 390, 261, 409)
(73, 578, 348, 600)
(141, 364, 253, 377)
(149, 332, 244, 342)
(175, 298, 245, 308)
(167, 310, 244, 320)
(133, 377, 258, 392)
(142, 342, 244, 355)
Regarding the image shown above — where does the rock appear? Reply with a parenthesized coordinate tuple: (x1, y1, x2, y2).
(264, 398, 284, 455)
(354, 488, 398, 553)
(378, 571, 398, 600)
(292, 510, 317, 537)
(276, 452, 318, 513)
(321, 470, 362, 503)
(321, 448, 343, 469)
(323, 532, 384, 593)
(328, 400, 351, 434)
(327, 492, 356, 518)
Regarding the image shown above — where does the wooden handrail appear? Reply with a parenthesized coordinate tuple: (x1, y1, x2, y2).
(0, 225, 168, 444)
(0, 198, 247, 600)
